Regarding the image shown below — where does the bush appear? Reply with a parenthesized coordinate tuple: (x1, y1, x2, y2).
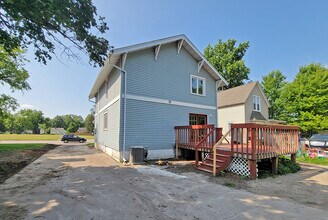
(278, 156, 301, 175)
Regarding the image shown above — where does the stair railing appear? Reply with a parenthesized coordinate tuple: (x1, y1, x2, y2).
(212, 129, 231, 176)
(195, 127, 215, 167)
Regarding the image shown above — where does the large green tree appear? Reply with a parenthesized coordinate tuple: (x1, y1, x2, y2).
(51, 115, 66, 128)
(204, 39, 250, 88)
(261, 70, 287, 119)
(0, 0, 109, 66)
(277, 63, 328, 134)
(0, 0, 109, 114)
(84, 113, 94, 133)
(15, 109, 44, 133)
(0, 46, 30, 116)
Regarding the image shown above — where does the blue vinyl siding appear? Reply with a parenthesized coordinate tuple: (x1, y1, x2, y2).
(122, 42, 218, 152)
(125, 99, 217, 150)
(124, 43, 216, 106)
(95, 67, 121, 151)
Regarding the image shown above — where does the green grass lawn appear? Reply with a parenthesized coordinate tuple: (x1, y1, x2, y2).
(0, 134, 94, 141)
(0, 143, 47, 152)
(297, 156, 328, 166)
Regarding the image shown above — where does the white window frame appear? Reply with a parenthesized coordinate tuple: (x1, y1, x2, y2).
(103, 111, 108, 130)
(253, 95, 261, 112)
(190, 75, 206, 96)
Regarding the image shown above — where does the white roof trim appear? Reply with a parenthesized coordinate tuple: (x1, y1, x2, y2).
(89, 34, 228, 99)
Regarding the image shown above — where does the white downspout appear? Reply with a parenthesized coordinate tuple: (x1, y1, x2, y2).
(109, 62, 127, 162)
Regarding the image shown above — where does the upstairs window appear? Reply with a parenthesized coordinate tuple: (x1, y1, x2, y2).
(190, 75, 206, 96)
(253, 95, 261, 111)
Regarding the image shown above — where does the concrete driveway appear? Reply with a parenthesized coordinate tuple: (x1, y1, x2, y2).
(0, 145, 327, 220)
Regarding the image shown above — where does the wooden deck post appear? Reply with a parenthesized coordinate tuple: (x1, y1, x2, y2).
(272, 157, 278, 175)
(175, 129, 179, 159)
(291, 153, 296, 163)
(249, 160, 257, 179)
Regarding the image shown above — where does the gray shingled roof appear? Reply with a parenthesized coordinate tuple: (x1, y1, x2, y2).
(217, 82, 257, 108)
(250, 111, 266, 120)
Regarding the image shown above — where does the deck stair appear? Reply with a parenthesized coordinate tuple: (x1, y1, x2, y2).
(196, 149, 232, 174)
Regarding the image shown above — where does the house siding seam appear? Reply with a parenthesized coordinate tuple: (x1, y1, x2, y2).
(124, 94, 216, 110)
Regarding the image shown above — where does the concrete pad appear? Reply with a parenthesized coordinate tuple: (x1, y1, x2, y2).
(0, 145, 327, 220)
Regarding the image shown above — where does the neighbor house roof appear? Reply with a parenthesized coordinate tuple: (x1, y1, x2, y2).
(217, 82, 269, 108)
(89, 34, 228, 99)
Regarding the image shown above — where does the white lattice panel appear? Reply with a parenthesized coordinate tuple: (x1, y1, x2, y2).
(227, 157, 258, 178)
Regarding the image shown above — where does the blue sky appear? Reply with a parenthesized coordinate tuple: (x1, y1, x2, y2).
(4, 0, 328, 118)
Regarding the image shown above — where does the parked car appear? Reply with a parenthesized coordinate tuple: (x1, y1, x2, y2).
(309, 134, 328, 148)
(61, 134, 86, 143)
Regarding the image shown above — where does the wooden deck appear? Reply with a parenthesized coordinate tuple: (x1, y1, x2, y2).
(175, 123, 299, 179)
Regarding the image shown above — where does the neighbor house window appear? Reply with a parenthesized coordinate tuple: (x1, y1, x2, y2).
(253, 95, 261, 111)
(190, 75, 206, 96)
(103, 111, 108, 130)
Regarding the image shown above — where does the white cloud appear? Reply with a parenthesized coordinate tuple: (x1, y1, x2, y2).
(20, 104, 35, 109)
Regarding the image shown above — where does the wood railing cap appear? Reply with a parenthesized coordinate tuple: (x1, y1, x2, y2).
(174, 124, 215, 129)
(231, 123, 299, 130)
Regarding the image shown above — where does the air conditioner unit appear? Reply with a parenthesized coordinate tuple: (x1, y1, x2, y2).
(129, 146, 145, 164)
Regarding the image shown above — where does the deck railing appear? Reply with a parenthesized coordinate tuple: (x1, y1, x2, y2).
(231, 123, 299, 159)
(174, 125, 223, 164)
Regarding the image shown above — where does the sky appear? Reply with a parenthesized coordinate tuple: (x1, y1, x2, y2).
(3, 0, 328, 118)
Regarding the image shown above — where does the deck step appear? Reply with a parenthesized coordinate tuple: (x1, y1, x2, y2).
(199, 162, 222, 168)
(197, 150, 233, 175)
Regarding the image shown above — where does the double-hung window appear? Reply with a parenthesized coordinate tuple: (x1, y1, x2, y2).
(253, 95, 261, 111)
(190, 75, 206, 96)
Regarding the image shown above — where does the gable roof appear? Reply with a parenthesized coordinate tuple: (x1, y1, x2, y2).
(89, 34, 228, 99)
(217, 81, 269, 108)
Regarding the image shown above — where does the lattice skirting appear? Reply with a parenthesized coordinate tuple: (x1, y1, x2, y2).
(227, 157, 258, 178)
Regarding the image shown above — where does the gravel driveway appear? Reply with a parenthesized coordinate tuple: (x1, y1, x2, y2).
(0, 145, 327, 220)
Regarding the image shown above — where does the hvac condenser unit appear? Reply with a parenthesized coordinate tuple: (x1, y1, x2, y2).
(129, 146, 145, 164)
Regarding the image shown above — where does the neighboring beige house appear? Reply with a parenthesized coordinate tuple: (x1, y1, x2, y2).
(217, 82, 269, 135)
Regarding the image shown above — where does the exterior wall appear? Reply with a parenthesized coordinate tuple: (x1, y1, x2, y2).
(95, 67, 122, 161)
(124, 43, 217, 106)
(121, 42, 218, 159)
(124, 99, 217, 159)
(217, 104, 245, 135)
(244, 86, 269, 122)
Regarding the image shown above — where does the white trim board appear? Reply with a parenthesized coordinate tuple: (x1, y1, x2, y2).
(124, 94, 216, 110)
(98, 95, 120, 113)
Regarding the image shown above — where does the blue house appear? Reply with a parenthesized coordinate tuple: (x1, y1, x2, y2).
(89, 35, 228, 162)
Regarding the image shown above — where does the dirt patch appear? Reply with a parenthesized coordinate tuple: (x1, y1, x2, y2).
(0, 144, 58, 184)
(164, 160, 328, 210)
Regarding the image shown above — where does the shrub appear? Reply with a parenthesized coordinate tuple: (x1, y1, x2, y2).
(278, 156, 301, 175)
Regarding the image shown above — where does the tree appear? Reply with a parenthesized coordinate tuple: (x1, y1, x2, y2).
(261, 70, 287, 119)
(66, 122, 78, 133)
(15, 109, 44, 133)
(204, 39, 250, 88)
(277, 63, 328, 134)
(39, 117, 51, 134)
(85, 113, 94, 133)
(0, 46, 30, 116)
(1, 0, 109, 114)
(0, 0, 109, 66)
(51, 115, 66, 128)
